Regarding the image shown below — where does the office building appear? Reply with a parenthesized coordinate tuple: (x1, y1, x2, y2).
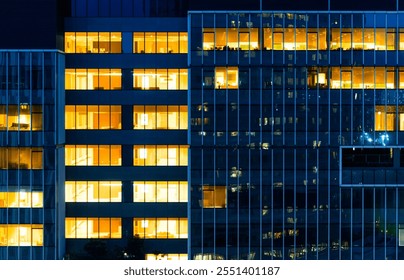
(0, 0, 65, 260)
(1, 0, 404, 260)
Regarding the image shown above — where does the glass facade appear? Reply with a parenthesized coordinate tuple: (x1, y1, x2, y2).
(189, 12, 404, 260)
(9, 1, 404, 261)
(0, 50, 64, 259)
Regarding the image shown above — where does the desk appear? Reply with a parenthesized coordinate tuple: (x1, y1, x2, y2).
(11, 123, 29, 129)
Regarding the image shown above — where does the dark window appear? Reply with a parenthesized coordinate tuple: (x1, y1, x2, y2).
(342, 148, 393, 167)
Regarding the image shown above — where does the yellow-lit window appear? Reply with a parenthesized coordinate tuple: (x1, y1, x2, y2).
(87, 32, 98, 53)
(76, 105, 87, 129)
(375, 67, 386, 89)
(215, 67, 238, 89)
(76, 69, 87, 89)
(352, 67, 362, 89)
(65, 181, 122, 202)
(111, 32, 122, 53)
(133, 105, 187, 130)
(341, 29, 352, 50)
(98, 32, 110, 53)
(134, 32, 187, 53)
(179, 69, 188, 90)
(76, 32, 87, 53)
(363, 68, 374, 89)
(330, 29, 341, 50)
(65, 69, 76, 90)
(157, 32, 167, 53)
(294, 28, 306, 50)
(132, 69, 187, 90)
(307, 68, 327, 88)
(215, 28, 226, 50)
(157, 69, 168, 90)
(375, 29, 386, 50)
(133, 218, 187, 239)
(111, 218, 122, 238)
(387, 69, 395, 89)
(202, 186, 227, 208)
(0, 192, 43, 208)
(65, 218, 121, 239)
(363, 28, 375, 50)
(263, 28, 272, 50)
(65, 105, 75, 129)
(111, 69, 122, 90)
(99, 69, 110, 89)
(179, 32, 188, 53)
(399, 106, 404, 131)
(133, 145, 188, 166)
(0, 148, 42, 170)
(65, 32, 75, 53)
(375, 106, 396, 131)
(351, 28, 362, 50)
(145, 32, 156, 53)
(227, 28, 237, 49)
(238, 30, 249, 50)
(283, 28, 294, 50)
(399, 69, 404, 89)
(65, 145, 121, 166)
(318, 28, 327, 50)
(330, 67, 354, 89)
(0, 225, 43, 246)
(134, 32, 145, 53)
(400, 30, 404, 50)
(65, 69, 122, 90)
(64, 32, 121, 53)
(0, 104, 42, 131)
(133, 181, 187, 203)
(146, 69, 156, 89)
(65, 105, 121, 130)
(234, 28, 259, 50)
(146, 254, 188, 260)
(273, 29, 283, 50)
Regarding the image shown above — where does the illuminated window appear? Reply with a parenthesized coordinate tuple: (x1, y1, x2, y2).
(202, 186, 226, 208)
(65, 181, 122, 202)
(0, 192, 43, 208)
(133, 32, 187, 53)
(215, 67, 238, 89)
(133, 218, 187, 239)
(133, 105, 187, 130)
(65, 69, 122, 90)
(65, 218, 121, 239)
(65, 105, 121, 130)
(146, 254, 188, 260)
(0, 148, 42, 169)
(0, 104, 42, 131)
(133, 181, 187, 202)
(263, 28, 273, 50)
(375, 106, 396, 131)
(202, 27, 395, 51)
(133, 145, 188, 166)
(329, 67, 396, 89)
(64, 32, 121, 53)
(307, 68, 328, 88)
(273, 29, 284, 50)
(65, 145, 121, 166)
(204, 28, 259, 51)
(133, 68, 187, 90)
(0, 225, 43, 246)
(203, 30, 215, 50)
